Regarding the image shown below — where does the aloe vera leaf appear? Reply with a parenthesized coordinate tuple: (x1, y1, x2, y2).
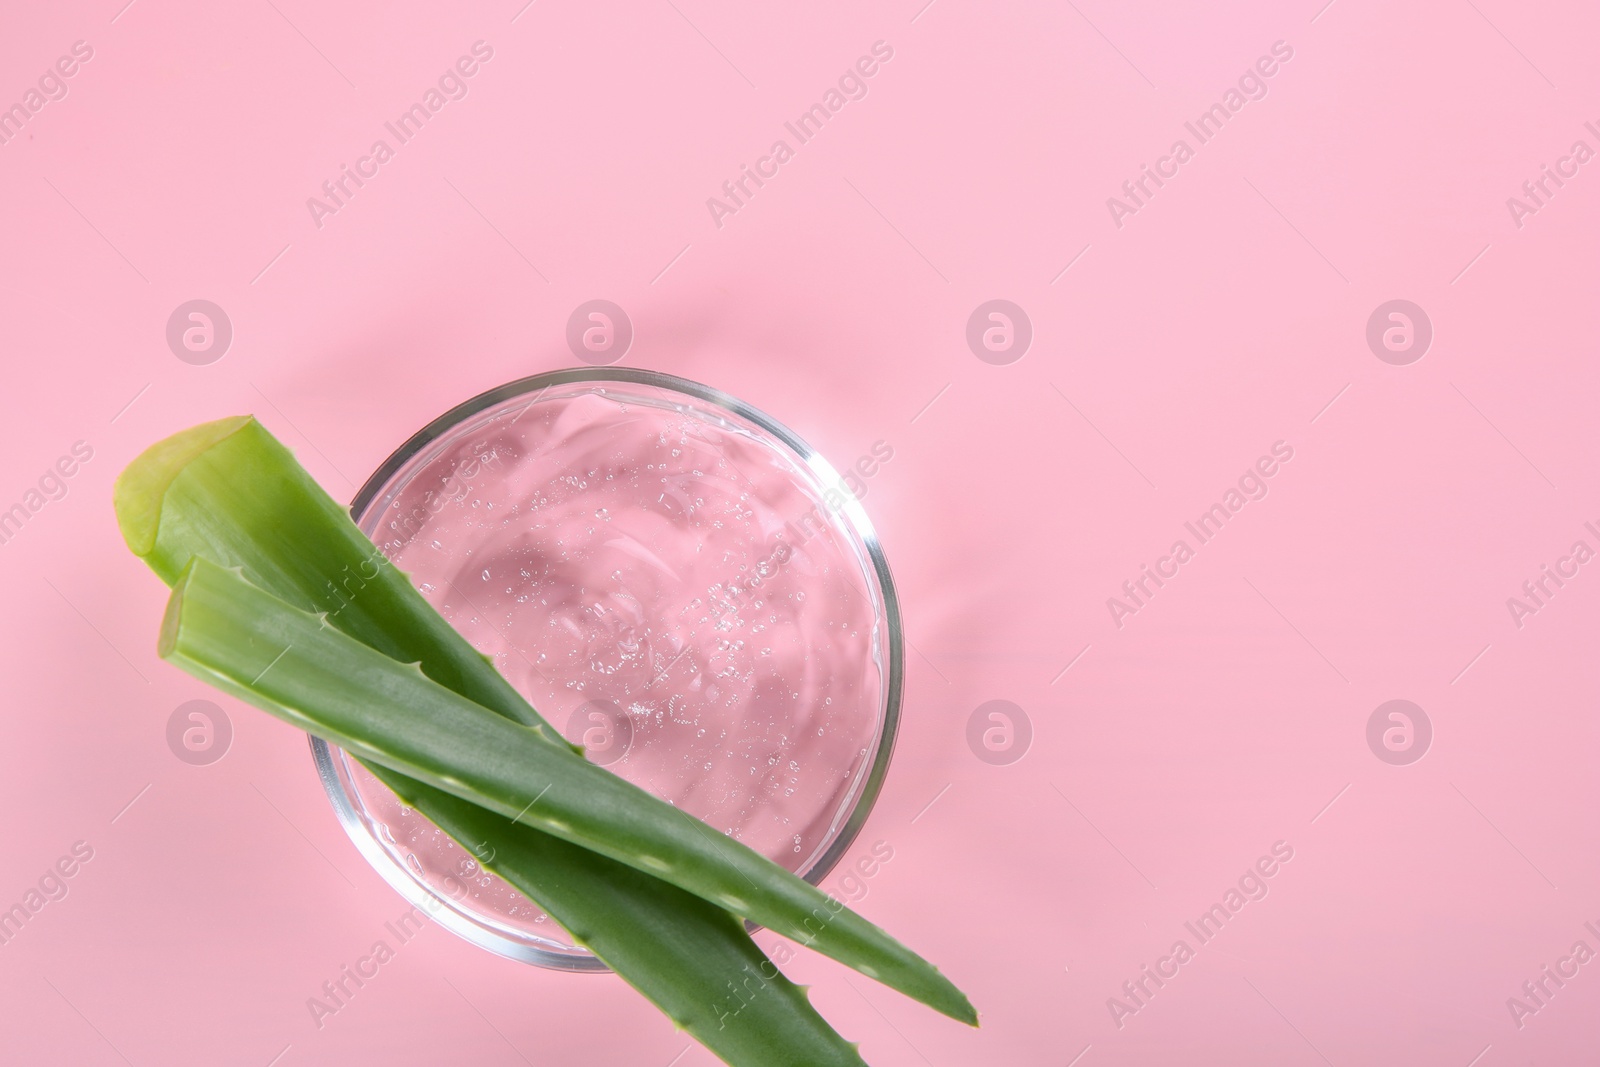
(114, 417, 975, 1025)
(160, 556, 976, 1026)
(372, 768, 868, 1067)
(116, 423, 882, 1064)
(114, 416, 974, 1026)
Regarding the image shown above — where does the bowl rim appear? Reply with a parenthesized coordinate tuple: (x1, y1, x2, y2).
(310, 366, 905, 970)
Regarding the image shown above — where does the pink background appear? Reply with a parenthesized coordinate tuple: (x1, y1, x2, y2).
(3, 0, 1598, 1063)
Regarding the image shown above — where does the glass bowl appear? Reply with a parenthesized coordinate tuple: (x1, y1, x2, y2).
(310, 368, 903, 969)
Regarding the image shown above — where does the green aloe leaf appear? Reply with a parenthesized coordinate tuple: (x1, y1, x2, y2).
(113, 415, 976, 1054)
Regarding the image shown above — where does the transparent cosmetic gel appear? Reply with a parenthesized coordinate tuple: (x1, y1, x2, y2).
(311, 370, 902, 968)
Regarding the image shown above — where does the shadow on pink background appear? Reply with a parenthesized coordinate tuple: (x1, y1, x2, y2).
(2, 0, 1598, 1063)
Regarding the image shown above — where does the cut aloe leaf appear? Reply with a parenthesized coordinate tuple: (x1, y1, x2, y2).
(113, 417, 977, 1032)
(372, 767, 868, 1067)
(116, 420, 885, 1065)
(161, 555, 975, 1026)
